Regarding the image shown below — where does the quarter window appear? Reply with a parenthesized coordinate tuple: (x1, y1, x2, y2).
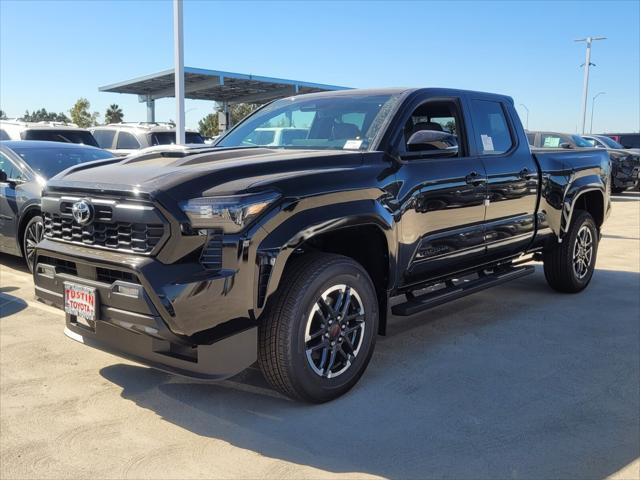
(470, 100, 513, 155)
(116, 132, 140, 149)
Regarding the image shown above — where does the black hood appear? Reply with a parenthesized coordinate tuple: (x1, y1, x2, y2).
(47, 147, 364, 200)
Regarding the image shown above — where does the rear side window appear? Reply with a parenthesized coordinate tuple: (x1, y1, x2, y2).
(470, 100, 513, 155)
(93, 129, 116, 149)
(540, 134, 563, 148)
(116, 132, 140, 149)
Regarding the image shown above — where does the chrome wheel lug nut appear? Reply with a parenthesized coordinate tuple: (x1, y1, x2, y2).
(341, 324, 346, 330)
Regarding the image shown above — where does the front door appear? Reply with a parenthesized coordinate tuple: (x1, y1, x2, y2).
(0, 153, 20, 253)
(394, 97, 488, 286)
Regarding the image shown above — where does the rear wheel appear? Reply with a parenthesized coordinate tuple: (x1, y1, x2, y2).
(258, 253, 378, 403)
(543, 210, 598, 293)
(23, 215, 44, 273)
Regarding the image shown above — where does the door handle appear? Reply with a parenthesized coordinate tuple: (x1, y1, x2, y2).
(465, 172, 487, 185)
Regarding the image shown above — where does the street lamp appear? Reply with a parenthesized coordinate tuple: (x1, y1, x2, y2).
(575, 36, 606, 134)
(590, 92, 605, 134)
(519, 103, 530, 130)
(173, 0, 185, 145)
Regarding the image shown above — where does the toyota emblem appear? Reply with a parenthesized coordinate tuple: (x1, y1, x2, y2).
(71, 199, 93, 225)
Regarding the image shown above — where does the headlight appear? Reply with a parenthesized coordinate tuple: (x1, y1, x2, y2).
(179, 192, 279, 232)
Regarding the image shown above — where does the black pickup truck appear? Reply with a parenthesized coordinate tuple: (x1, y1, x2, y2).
(34, 88, 611, 402)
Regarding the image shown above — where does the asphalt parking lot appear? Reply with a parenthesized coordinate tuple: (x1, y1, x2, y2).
(1, 193, 639, 480)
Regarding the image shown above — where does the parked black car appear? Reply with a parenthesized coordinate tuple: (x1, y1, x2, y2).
(582, 135, 640, 192)
(34, 89, 610, 402)
(602, 133, 640, 149)
(0, 141, 114, 270)
(528, 130, 639, 193)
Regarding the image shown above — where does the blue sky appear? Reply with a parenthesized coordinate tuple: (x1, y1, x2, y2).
(1, 0, 638, 133)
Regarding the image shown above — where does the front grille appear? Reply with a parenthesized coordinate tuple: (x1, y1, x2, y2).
(200, 230, 223, 271)
(60, 201, 112, 221)
(38, 255, 77, 276)
(43, 213, 164, 254)
(96, 267, 139, 284)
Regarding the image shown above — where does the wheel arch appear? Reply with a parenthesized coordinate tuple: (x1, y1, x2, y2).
(257, 202, 396, 335)
(17, 204, 42, 256)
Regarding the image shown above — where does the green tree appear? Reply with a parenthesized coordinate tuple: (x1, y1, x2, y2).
(0, 110, 7, 120)
(21, 108, 70, 123)
(198, 113, 219, 137)
(69, 98, 99, 128)
(197, 103, 260, 137)
(104, 104, 123, 124)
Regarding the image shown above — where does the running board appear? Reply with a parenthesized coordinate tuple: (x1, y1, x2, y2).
(392, 265, 535, 317)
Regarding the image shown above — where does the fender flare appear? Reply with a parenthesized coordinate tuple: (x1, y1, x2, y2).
(255, 199, 397, 312)
(560, 176, 606, 239)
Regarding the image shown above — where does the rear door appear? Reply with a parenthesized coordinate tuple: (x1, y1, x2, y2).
(467, 97, 539, 260)
(0, 152, 23, 253)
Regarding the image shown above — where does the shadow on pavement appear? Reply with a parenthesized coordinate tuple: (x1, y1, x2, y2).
(0, 252, 30, 274)
(0, 292, 28, 318)
(101, 268, 639, 479)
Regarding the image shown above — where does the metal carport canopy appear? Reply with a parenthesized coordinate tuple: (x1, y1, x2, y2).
(99, 67, 350, 105)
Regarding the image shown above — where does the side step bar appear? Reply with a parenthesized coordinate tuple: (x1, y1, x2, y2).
(392, 265, 535, 317)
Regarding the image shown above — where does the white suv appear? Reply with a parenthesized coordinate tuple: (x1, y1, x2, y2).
(0, 120, 99, 147)
(91, 122, 205, 156)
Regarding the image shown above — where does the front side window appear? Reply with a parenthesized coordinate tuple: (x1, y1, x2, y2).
(0, 152, 17, 180)
(401, 99, 463, 157)
(93, 129, 116, 149)
(470, 100, 513, 155)
(217, 94, 401, 151)
(598, 136, 624, 149)
(570, 135, 593, 148)
(116, 132, 140, 149)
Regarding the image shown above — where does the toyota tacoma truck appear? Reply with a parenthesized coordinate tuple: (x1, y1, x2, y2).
(34, 88, 611, 403)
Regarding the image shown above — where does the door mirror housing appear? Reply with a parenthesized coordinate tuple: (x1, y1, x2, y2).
(405, 130, 459, 158)
(560, 142, 573, 149)
(0, 170, 7, 183)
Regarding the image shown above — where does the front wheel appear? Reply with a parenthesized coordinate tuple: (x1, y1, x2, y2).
(23, 215, 44, 273)
(258, 253, 379, 403)
(543, 210, 598, 293)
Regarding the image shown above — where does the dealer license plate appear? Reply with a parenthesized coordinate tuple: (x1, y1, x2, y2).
(64, 282, 97, 321)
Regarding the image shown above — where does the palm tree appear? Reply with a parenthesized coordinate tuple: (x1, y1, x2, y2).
(105, 104, 123, 124)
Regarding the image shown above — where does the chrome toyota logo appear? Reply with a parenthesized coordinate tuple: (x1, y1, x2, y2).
(71, 200, 93, 225)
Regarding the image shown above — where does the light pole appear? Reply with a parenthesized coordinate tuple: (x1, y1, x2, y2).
(575, 36, 606, 134)
(519, 103, 529, 130)
(590, 91, 605, 134)
(173, 0, 185, 145)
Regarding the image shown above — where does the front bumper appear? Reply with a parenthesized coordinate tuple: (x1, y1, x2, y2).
(34, 237, 260, 380)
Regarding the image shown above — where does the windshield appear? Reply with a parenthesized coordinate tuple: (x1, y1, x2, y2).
(217, 94, 401, 151)
(10, 145, 114, 179)
(570, 135, 594, 148)
(150, 131, 205, 145)
(22, 129, 99, 147)
(597, 136, 624, 149)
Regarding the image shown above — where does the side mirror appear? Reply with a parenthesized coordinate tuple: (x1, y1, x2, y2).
(559, 142, 573, 149)
(0, 170, 7, 183)
(406, 130, 459, 157)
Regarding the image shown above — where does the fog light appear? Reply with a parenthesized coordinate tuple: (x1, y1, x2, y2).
(38, 265, 55, 277)
(114, 284, 141, 298)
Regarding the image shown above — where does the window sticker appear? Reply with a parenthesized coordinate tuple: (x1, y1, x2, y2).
(343, 139, 363, 150)
(481, 134, 494, 152)
(543, 136, 561, 148)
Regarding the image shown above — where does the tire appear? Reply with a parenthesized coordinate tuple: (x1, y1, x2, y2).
(258, 253, 379, 403)
(22, 215, 44, 273)
(543, 210, 598, 293)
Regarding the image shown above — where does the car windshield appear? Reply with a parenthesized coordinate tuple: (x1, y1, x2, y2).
(151, 131, 205, 145)
(217, 93, 402, 151)
(10, 145, 114, 179)
(597, 136, 624, 149)
(22, 129, 99, 147)
(570, 135, 594, 148)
